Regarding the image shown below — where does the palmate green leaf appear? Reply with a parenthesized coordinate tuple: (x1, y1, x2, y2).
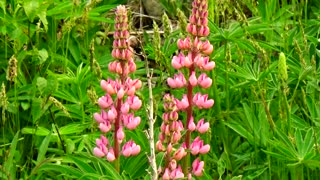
(3, 131, 19, 178)
(123, 152, 148, 179)
(68, 155, 96, 174)
(229, 63, 257, 81)
(295, 128, 314, 159)
(36, 128, 52, 165)
(292, 114, 310, 130)
(275, 129, 297, 156)
(37, 164, 83, 178)
(244, 167, 268, 180)
(89, 155, 122, 179)
(224, 120, 254, 144)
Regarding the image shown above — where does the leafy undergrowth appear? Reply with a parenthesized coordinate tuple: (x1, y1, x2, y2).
(1, 0, 320, 179)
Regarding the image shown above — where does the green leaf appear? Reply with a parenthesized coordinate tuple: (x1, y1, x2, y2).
(38, 48, 49, 64)
(36, 128, 52, 164)
(3, 131, 19, 176)
(23, 0, 39, 22)
(31, 97, 42, 123)
(89, 155, 122, 179)
(22, 127, 50, 136)
(37, 164, 82, 178)
(68, 155, 96, 174)
(59, 123, 89, 135)
(225, 121, 254, 144)
(301, 128, 314, 159)
(295, 129, 304, 158)
(0, 0, 6, 14)
(36, 77, 47, 94)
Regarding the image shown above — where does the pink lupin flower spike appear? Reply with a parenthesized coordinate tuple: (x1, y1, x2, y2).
(158, 0, 214, 177)
(93, 5, 142, 172)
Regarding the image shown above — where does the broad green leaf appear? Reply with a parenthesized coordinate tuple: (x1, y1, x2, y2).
(38, 48, 48, 64)
(23, 0, 39, 22)
(36, 128, 52, 164)
(36, 77, 47, 94)
(0, 0, 5, 14)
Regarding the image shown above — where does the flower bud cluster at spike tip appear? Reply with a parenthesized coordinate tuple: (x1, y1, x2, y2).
(160, 0, 214, 178)
(111, 5, 133, 62)
(93, 5, 141, 164)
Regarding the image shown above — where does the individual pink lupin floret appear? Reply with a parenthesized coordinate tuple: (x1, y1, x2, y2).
(173, 146, 187, 161)
(171, 53, 185, 70)
(98, 94, 113, 109)
(126, 96, 142, 110)
(106, 148, 116, 162)
(175, 95, 189, 110)
(201, 40, 214, 55)
(193, 92, 214, 109)
(116, 126, 125, 143)
(192, 158, 204, 176)
(190, 137, 210, 155)
(177, 37, 191, 50)
(198, 73, 212, 89)
(189, 71, 198, 87)
(162, 168, 171, 180)
(187, 116, 196, 131)
(122, 140, 141, 157)
(196, 118, 209, 134)
(99, 121, 112, 133)
(93, 135, 109, 158)
(122, 113, 141, 130)
(167, 72, 187, 88)
(170, 165, 184, 179)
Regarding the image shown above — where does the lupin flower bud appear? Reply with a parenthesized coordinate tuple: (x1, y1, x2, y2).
(278, 52, 288, 82)
(93, 5, 141, 171)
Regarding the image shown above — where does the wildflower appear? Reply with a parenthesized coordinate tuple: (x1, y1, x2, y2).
(93, 5, 141, 171)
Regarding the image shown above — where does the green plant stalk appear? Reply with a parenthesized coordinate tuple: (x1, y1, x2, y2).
(258, 83, 275, 130)
(224, 42, 230, 116)
(49, 108, 66, 153)
(289, 79, 300, 108)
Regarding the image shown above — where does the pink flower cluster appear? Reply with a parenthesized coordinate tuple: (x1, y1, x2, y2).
(93, 5, 142, 163)
(158, 0, 215, 178)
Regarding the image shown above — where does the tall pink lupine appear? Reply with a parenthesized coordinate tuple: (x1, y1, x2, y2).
(160, 0, 215, 177)
(93, 5, 142, 172)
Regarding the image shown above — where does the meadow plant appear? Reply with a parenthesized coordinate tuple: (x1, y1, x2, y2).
(156, 0, 214, 178)
(93, 5, 142, 171)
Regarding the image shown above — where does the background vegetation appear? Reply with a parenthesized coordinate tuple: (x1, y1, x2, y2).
(0, 0, 320, 179)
